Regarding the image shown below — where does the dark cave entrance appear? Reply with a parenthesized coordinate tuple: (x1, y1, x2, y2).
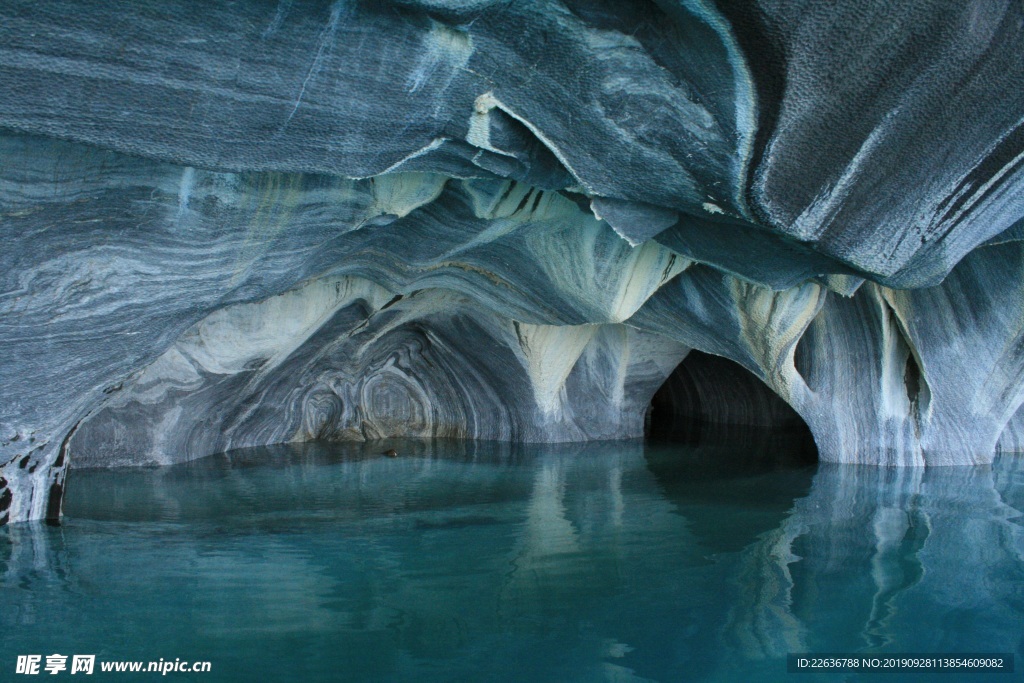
(645, 350, 818, 465)
(642, 351, 818, 556)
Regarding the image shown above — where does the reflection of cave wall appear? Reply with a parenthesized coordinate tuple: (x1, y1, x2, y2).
(647, 351, 815, 457)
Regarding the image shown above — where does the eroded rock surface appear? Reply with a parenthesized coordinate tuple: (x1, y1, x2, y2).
(2, 0, 1023, 523)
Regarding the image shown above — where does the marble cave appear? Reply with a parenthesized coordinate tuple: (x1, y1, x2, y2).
(2, 0, 1024, 529)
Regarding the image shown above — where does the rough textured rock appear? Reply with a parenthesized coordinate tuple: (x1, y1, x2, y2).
(1, 0, 1024, 523)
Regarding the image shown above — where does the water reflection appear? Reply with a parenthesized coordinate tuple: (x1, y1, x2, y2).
(783, 463, 1024, 662)
(1, 439, 1022, 682)
(645, 425, 817, 554)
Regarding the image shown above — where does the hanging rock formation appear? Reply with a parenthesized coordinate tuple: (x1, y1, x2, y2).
(2, 0, 1024, 523)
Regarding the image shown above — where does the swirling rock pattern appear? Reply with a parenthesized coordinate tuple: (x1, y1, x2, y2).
(1, 0, 1023, 522)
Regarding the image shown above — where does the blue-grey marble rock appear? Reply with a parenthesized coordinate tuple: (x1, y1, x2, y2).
(69, 282, 688, 466)
(1, 0, 1023, 523)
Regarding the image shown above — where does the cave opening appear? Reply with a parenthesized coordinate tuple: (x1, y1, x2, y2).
(645, 350, 818, 466)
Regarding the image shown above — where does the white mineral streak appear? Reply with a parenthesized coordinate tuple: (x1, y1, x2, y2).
(407, 21, 473, 96)
(466, 92, 502, 153)
(514, 323, 598, 416)
(184, 278, 388, 376)
(370, 173, 448, 218)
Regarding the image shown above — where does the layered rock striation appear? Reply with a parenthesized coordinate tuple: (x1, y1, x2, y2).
(2, 0, 1024, 523)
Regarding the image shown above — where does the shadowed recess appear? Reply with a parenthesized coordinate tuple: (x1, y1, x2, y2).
(646, 350, 817, 461)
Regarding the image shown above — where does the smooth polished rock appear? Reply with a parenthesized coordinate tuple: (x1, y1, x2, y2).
(2, 0, 1024, 523)
(69, 281, 689, 466)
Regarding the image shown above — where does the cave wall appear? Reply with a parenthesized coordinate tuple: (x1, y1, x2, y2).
(2, 0, 1024, 523)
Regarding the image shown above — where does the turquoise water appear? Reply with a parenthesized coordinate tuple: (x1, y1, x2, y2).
(2, 436, 1023, 682)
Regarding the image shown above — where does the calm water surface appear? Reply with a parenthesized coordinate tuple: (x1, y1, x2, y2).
(2, 436, 1023, 682)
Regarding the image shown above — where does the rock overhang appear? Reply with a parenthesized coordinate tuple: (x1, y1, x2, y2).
(2, 0, 1024, 523)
